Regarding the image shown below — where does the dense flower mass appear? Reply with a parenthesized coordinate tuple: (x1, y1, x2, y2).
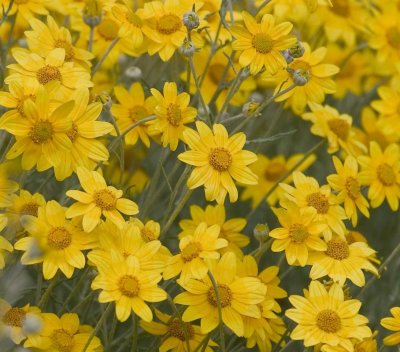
(0, 0, 398, 351)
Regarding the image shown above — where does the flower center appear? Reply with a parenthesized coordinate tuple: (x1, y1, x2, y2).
(290, 60, 311, 81)
(54, 40, 74, 61)
(2, 308, 26, 327)
(207, 284, 232, 308)
(327, 118, 350, 140)
(20, 202, 40, 216)
(208, 147, 232, 172)
(157, 14, 182, 35)
(67, 123, 78, 142)
(330, 0, 350, 17)
(316, 309, 341, 333)
(345, 177, 360, 200)
(167, 318, 195, 341)
(252, 33, 274, 54)
(97, 19, 119, 40)
(306, 192, 329, 214)
(94, 189, 117, 210)
(30, 120, 54, 144)
(141, 227, 157, 242)
(129, 105, 148, 122)
(326, 239, 349, 260)
(36, 65, 62, 85)
(118, 275, 140, 297)
(51, 329, 74, 352)
(181, 242, 201, 262)
(377, 163, 396, 186)
(386, 27, 400, 49)
(48, 227, 72, 250)
(166, 103, 182, 127)
(289, 224, 309, 243)
(264, 161, 286, 182)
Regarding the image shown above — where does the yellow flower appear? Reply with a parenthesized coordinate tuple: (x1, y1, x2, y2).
(241, 153, 316, 207)
(327, 156, 369, 227)
(3, 0, 49, 22)
(286, 281, 372, 351)
(91, 255, 166, 322)
(66, 167, 139, 232)
(111, 4, 144, 48)
(15, 200, 96, 279)
(270, 206, 327, 266)
(24, 312, 103, 351)
(280, 171, 346, 240)
(111, 82, 155, 147)
(174, 252, 266, 337)
(163, 222, 227, 282)
(0, 165, 18, 207)
(309, 235, 378, 287)
(0, 215, 12, 269)
(381, 307, 400, 346)
(149, 82, 197, 151)
(178, 121, 258, 204)
(0, 299, 41, 344)
(0, 81, 36, 119)
(231, 11, 296, 75)
(140, 309, 217, 352)
(320, 335, 378, 352)
(358, 142, 400, 211)
(179, 204, 249, 257)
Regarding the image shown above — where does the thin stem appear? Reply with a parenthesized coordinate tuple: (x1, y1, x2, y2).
(207, 271, 225, 352)
(38, 273, 60, 309)
(130, 314, 138, 352)
(273, 322, 294, 352)
(91, 37, 120, 75)
(255, 0, 272, 13)
(0, 0, 14, 26)
(88, 26, 95, 51)
(35, 266, 43, 305)
(0, 136, 14, 163)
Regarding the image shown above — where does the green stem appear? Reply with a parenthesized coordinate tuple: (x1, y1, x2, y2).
(207, 271, 225, 352)
(91, 37, 120, 76)
(38, 272, 59, 309)
(130, 314, 138, 352)
(0, 135, 14, 163)
(88, 26, 95, 51)
(83, 303, 113, 352)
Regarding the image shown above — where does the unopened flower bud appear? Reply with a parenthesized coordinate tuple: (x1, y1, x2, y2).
(125, 66, 142, 80)
(23, 313, 43, 335)
(288, 68, 310, 86)
(281, 49, 294, 64)
(242, 101, 260, 117)
(96, 91, 112, 111)
(83, 0, 102, 27)
(179, 39, 196, 57)
(289, 41, 305, 59)
(254, 223, 269, 243)
(183, 11, 200, 30)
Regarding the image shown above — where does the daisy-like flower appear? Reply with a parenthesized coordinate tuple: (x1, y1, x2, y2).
(241, 153, 316, 207)
(286, 281, 372, 351)
(66, 167, 139, 232)
(303, 103, 366, 155)
(0, 87, 74, 171)
(149, 82, 197, 151)
(3, 0, 49, 22)
(381, 307, 400, 346)
(163, 222, 227, 282)
(25, 16, 94, 69)
(358, 142, 400, 211)
(178, 121, 258, 204)
(270, 206, 327, 266)
(91, 255, 167, 322)
(0, 299, 42, 345)
(0, 165, 19, 207)
(15, 200, 96, 279)
(6, 48, 92, 99)
(309, 235, 378, 286)
(24, 312, 102, 351)
(140, 309, 217, 352)
(0, 81, 36, 119)
(327, 155, 369, 227)
(174, 252, 266, 337)
(280, 171, 346, 240)
(111, 82, 155, 147)
(0, 215, 11, 269)
(111, 4, 144, 48)
(231, 11, 296, 75)
(321, 335, 378, 352)
(179, 204, 249, 257)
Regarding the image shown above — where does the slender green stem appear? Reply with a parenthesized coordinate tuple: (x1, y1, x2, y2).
(0, 135, 14, 163)
(207, 271, 225, 352)
(0, 0, 14, 26)
(91, 37, 120, 75)
(38, 273, 60, 309)
(88, 26, 95, 51)
(35, 266, 43, 305)
(106, 313, 118, 351)
(255, 0, 272, 13)
(193, 334, 210, 352)
(130, 314, 138, 352)
(83, 303, 113, 352)
(272, 322, 294, 352)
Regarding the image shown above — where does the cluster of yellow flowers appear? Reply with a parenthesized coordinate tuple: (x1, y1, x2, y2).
(0, 0, 400, 351)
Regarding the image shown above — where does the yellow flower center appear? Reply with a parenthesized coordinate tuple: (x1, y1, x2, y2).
(20, 202, 40, 216)
(306, 192, 329, 214)
(208, 147, 232, 172)
(157, 14, 182, 35)
(94, 189, 117, 210)
(166, 103, 182, 127)
(54, 40, 74, 61)
(51, 329, 74, 352)
(207, 284, 232, 308)
(289, 224, 309, 243)
(67, 123, 78, 142)
(326, 239, 349, 260)
(167, 318, 194, 341)
(30, 120, 54, 144)
(97, 19, 119, 40)
(354, 346, 366, 352)
(345, 177, 360, 200)
(386, 27, 400, 49)
(377, 163, 396, 186)
(181, 242, 201, 263)
(327, 118, 350, 140)
(316, 309, 341, 333)
(252, 33, 274, 54)
(129, 105, 148, 122)
(36, 65, 62, 85)
(2, 308, 26, 327)
(118, 275, 140, 297)
(48, 227, 72, 250)
(141, 227, 157, 242)
(330, 0, 350, 17)
(290, 60, 311, 81)
(264, 161, 286, 181)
